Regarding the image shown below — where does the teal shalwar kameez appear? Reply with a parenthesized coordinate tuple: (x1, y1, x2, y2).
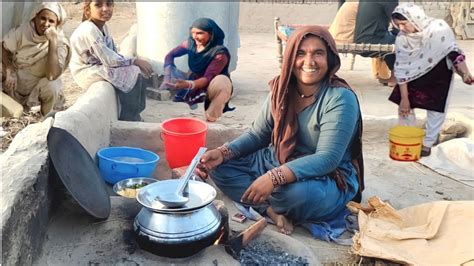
(211, 83, 360, 223)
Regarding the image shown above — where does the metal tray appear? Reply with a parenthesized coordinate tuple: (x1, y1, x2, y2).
(137, 179, 216, 213)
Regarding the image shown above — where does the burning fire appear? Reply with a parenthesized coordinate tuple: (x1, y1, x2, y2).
(213, 228, 226, 245)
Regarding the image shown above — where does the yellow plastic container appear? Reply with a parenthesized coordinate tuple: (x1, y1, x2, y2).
(389, 126, 425, 161)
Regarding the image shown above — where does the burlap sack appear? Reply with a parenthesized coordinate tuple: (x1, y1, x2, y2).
(350, 196, 474, 265)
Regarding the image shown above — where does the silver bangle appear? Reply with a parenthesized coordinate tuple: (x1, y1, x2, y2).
(216, 144, 235, 162)
(187, 80, 195, 89)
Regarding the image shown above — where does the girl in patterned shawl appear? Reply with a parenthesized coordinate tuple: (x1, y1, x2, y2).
(388, 3, 472, 156)
(69, 0, 153, 121)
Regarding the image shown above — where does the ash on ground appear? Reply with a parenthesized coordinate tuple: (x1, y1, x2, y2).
(239, 240, 309, 265)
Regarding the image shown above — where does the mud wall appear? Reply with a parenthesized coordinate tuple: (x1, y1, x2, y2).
(1, 120, 53, 265)
(0, 82, 118, 265)
(238, 1, 456, 33)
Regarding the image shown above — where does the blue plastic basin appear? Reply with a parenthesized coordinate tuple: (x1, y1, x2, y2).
(97, 146, 160, 184)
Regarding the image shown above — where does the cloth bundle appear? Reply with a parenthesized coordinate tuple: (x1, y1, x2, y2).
(350, 196, 474, 265)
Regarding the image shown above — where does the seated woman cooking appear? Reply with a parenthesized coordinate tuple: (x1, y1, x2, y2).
(196, 26, 364, 235)
(161, 18, 234, 122)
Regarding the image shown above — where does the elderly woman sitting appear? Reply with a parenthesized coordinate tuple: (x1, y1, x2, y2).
(2, 2, 70, 117)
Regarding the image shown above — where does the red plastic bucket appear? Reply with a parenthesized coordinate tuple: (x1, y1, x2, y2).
(161, 118, 207, 169)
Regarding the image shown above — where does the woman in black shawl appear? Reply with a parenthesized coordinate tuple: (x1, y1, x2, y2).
(162, 18, 234, 122)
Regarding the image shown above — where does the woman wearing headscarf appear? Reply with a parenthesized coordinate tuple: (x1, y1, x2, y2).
(196, 26, 364, 235)
(69, 0, 153, 122)
(161, 18, 234, 122)
(2, 2, 70, 117)
(388, 3, 473, 157)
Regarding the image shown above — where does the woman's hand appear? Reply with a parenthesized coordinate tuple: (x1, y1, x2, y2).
(165, 79, 193, 90)
(241, 173, 274, 205)
(399, 97, 411, 118)
(133, 58, 153, 78)
(159, 66, 174, 90)
(44, 27, 58, 42)
(4, 68, 17, 93)
(195, 149, 224, 180)
(462, 72, 473, 85)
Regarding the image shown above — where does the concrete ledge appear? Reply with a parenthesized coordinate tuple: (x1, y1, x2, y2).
(110, 121, 245, 179)
(53, 81, 118, 157)
(1, 119, 54, 265)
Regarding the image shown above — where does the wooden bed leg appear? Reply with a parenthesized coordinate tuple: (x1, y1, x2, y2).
(350, 54, 356, 71)
(274, 17, 283, 69)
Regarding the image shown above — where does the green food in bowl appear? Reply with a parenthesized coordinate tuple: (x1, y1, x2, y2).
(129, 183, 146, 189)
(113, 177, 157, 198)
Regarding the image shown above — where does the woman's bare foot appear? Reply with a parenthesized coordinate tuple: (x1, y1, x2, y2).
(266, 207, 293, 235)
(205, 112, 217, 122)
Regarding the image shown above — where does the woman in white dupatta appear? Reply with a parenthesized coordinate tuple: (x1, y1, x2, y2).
(2, 2, 70, 117)
(388, 3, 472, 156)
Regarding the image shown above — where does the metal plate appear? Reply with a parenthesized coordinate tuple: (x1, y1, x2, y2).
(112, 177, 157, 198)
(137, 179, 216, 213)
(47, 127, 111, 219)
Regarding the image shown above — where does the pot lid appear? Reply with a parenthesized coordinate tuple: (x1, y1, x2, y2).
(47, 127, 111, 219)
(137, 180, 216, 213)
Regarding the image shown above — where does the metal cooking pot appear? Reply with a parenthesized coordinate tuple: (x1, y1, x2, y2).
(137, 179, 216, 213)
(134, 179, 222, 258)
